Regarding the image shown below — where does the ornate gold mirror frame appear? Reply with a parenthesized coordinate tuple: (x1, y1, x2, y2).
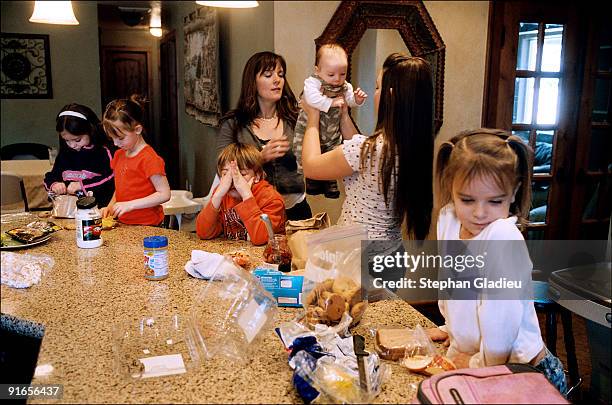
(316, 0, 445, 133)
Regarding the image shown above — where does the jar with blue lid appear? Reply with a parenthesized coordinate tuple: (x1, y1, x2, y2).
(144, 236, 169, 280)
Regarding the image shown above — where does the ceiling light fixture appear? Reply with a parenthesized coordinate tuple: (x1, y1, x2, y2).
(29, 1, 79, 25)
(149, 1, 163, 38)
(196, 1, 259, 8)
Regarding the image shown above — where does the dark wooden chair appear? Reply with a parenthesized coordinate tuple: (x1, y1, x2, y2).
(1, 143, 50, 160)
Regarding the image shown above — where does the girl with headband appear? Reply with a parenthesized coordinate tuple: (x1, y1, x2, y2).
(44, 103, 115, 207)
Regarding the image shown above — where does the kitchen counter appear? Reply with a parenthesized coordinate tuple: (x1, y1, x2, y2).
(1, 222, 434, 403)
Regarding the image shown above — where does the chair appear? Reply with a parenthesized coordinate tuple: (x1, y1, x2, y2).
(1, 172, 29, 213)
(1, 143, 50, 160)
(533, 280, 582, 396)
(162, 190, 202, 231)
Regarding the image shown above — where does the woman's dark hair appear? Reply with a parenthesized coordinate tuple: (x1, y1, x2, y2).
(360, 53, 434, 240)
(102, 94, 148, 138)
(56, 103, 108, 152)
(219, 52, 298, 137)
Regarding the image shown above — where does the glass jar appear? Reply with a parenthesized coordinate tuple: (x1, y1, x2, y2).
(263, 234, 292, 272)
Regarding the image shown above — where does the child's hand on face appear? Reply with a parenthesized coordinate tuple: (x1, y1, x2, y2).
(211, 169, 233, 209)
(51, 182, 67, 195)
(354, 87, 367, 105)
(66, 181, 82, 195)
(230, 161, 254, 201)
(331, 97, 346, 108)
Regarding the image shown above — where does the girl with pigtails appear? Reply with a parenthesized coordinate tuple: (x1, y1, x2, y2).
(427, 129, 567, 396)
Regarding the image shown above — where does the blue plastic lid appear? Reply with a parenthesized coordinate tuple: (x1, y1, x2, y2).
(143, 236, 168, 248)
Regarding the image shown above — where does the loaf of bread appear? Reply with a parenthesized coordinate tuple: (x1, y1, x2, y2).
(375, 328, 413, 361)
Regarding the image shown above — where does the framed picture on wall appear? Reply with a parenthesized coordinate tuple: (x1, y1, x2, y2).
(0, 33, 53, 99)
(183, 7, 221, 126)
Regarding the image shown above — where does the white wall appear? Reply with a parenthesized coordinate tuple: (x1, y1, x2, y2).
(274, 1, 490, 222)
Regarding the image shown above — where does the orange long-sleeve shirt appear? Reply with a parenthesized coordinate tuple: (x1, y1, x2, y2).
(196, 180, 286, 246)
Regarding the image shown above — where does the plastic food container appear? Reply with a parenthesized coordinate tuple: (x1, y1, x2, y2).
(112, 314, 204, 380)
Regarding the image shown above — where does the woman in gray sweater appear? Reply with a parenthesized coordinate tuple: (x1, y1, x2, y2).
(216, 51, 312, 220)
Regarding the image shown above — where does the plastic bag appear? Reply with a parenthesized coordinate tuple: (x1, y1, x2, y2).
(300, 225, 368, 330)
(291, 338, 390, 403)
(190, 259, 278, 362)
(49, 193, 78, 218)
(399, 325, 439, 372)
(1, 251, 55, 288)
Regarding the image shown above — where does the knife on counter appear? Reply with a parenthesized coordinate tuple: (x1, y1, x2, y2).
(353, 334, 370, 393)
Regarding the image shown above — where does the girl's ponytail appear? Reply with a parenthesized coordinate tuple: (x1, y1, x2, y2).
(435, 141, 455, 209)
(506, 136, 533, 222)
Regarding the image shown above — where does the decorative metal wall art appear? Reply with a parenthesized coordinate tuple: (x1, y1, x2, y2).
(1, 33, 53, 99)
(183, 7, 221, 126)
(316, 1, 445, 133)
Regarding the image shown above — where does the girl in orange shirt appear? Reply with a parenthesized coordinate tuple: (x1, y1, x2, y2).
(100, 95, 170, 225)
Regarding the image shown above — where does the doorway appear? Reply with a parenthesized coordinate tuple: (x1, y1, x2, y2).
(483, 2, 610, 239)
(159, 30, 180, 189)
(100, 47, 153, 136)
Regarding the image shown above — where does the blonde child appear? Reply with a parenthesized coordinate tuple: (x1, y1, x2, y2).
(196, 143, 285, 246)
(429, 128, 567, 395)
(100, 95, 170, 226)
(44, 103, 115, 207)
(293, 43, 367, 198)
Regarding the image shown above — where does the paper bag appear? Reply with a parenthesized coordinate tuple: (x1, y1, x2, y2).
(286, 212, 330, 270)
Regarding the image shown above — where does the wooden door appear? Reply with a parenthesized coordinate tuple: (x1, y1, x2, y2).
(100, 47, 152, 136)
(159, 31, 180, 189)
(483, 2, 610, 239)
(569, 19, 611, 239)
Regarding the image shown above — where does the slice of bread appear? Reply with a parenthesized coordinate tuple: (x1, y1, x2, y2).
(375, 328, 413, 361)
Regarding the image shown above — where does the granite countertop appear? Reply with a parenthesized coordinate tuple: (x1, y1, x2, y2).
(1, 220, 434, 403)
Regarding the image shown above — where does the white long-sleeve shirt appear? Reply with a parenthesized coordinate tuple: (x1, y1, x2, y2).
(303, 76, 362, 113)
(437, 204, 545, 368)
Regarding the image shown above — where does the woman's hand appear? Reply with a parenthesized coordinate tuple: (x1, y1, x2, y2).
(50, 182, 67, 195)
(66, 181, 82, 195)
(301, 99, 321, 124)
(230, 161, 254, 201)
(261, 136, 290, 162)
(211, 169, 232, 209)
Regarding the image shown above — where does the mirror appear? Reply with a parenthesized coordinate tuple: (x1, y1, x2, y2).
(316, 0, 445, 133)
(351, 29, 410, 135)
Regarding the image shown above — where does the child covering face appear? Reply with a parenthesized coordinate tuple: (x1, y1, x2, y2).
(196, 143, 286, 246)
(293, 44, 367, 199)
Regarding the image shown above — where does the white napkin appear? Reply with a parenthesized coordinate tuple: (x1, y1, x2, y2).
(184, 250, 236, 280)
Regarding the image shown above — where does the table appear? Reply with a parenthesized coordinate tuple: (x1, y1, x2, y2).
(0, 223, 434, 403)
(1, 160, 52, 210)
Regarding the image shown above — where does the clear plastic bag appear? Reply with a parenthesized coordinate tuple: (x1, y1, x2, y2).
(292, 340, 390, 403)
(49, 193, 78, 218)
(300, 225, 368, 330)
(0, 251, 55, 288)
(190, 259, 278, 362)
(399, 325, 438, 372)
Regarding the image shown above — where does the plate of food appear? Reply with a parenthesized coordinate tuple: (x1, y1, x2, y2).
(1, 232, 52, 250)
(0, 221, 61, 250)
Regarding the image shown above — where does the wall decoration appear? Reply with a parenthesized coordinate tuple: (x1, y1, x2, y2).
(1, 33, 53, 99)
(183, 7, 221, 126)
